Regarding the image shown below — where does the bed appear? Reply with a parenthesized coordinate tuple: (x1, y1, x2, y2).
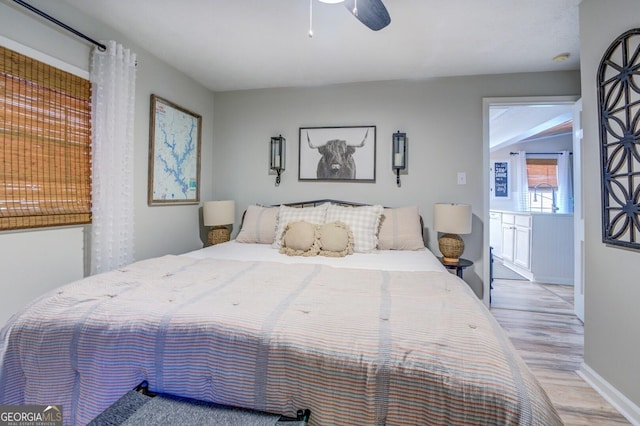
(0, 201, 562, 425)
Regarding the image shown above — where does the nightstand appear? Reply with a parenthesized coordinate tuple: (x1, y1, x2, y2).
(438, 257, 473, 279)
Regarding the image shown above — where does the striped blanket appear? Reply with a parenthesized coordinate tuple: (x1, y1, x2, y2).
(0, 255, 562, 425)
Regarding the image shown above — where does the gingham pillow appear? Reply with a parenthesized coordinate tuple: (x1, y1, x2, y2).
(272, 203, 330, 249)
(325, 204, 383, 253)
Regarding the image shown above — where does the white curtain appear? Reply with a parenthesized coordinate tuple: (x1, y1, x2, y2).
(556, 150, 573, 213)
(90, 41, 137, 274)
(516, 151, 530, 211)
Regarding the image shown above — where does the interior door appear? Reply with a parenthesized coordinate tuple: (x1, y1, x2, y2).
(573, 98, 585, 322)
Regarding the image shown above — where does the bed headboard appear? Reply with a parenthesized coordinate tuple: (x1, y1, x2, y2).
(239, 199, 426, 240)
(280, 199, 368, 208)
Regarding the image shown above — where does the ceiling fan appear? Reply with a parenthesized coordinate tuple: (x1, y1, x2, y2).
(310, 0, 391, 36)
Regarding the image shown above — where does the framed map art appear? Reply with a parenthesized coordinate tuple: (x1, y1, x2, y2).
(148, 95, 202, 205)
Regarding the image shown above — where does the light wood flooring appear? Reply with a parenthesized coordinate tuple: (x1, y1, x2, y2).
(490, 278, 631, 425)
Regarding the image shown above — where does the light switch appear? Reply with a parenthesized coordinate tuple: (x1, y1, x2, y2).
(457, 172, 466, 185)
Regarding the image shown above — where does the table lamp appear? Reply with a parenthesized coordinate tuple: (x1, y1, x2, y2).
(203, 200, 235, 246)
(434, 203, 472, 263)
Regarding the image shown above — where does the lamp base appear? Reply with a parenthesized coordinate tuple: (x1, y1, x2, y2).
(438, 233, 464, 264)
(208, 226, 230, 246)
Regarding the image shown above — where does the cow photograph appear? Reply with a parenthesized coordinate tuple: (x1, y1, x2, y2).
(298, 126, 376, 182)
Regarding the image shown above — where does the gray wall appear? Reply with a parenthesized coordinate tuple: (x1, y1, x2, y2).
(580, 0, 640, 409)
(213, 72, 581, 299)
(3, 0, 637, 419)
(0, 1, 215, 325)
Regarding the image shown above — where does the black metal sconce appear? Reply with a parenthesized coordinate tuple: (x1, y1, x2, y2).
(392, 131, 406, 187)
(270, 135, 286, 186)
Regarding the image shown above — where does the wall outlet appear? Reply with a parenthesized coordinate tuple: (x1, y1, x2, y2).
(457, 172, 466, 185)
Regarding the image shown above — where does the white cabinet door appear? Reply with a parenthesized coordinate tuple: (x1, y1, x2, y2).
(489, 212, 502, 258)
(501, 224, 515, 263)
(514, 226, 531, 269)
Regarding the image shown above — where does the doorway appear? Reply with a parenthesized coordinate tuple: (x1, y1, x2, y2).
(482, 96, 583, 321)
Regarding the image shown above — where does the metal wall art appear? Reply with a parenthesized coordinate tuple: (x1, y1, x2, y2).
(598, 28, 640, 249)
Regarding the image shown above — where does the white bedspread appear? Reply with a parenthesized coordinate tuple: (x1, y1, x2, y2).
(0, 244, 562, 425)
(183, 240, 447, 272)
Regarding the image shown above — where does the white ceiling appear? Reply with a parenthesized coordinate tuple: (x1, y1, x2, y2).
(60, 0, 581, 92)
(489, 104, 573, 150)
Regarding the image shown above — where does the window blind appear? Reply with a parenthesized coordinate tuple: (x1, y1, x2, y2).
(526, 158, 558, 188)
(0, 45, 92, 230)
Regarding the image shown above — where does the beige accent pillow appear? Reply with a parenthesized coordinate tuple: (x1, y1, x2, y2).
(272, 203, 329, 249)
(279, 221, 320, 256)
(377, 206, 425, 250)
(318, 221, 353, 257)
(235, 205, 279, 244)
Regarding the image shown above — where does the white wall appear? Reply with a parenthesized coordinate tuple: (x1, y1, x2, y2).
(490, 132, 573, 212)
(213, 73, 580, 300)
(580, 0, 640, 415)
(0, 1, 216, 325)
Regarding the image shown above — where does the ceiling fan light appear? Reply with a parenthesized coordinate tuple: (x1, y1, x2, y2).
(552, 52, 570, 62)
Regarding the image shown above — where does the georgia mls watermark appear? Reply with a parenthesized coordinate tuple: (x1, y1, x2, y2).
(0, 405, 62, 426)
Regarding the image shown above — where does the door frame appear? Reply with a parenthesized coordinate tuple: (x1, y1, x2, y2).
(482, 95, 580, 308)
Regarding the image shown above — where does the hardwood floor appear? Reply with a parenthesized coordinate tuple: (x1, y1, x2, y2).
(490, 278, 630, 425)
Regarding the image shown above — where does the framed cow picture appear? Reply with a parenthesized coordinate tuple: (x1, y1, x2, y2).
(299, 125, 376, 182)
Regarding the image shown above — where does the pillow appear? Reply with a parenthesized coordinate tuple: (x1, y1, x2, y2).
(324, 204, 383, 253)
(318, 221, 353, 257)
(272, 203, 329, 249)
(279, 221, 320, 257)
(377, 206, 425, 250)
(235, 204, 279, 244)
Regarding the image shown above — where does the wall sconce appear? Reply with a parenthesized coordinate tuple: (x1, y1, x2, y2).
(392, 131, 407, 187)
(270, 135, 286, 186)
(203, 200, 235, 246)
(433, 203, 472, 264)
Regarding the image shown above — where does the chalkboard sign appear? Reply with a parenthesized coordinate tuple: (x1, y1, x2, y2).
(494, 162, 509, 197)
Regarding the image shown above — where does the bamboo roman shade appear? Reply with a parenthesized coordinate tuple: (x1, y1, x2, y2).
(0, 45, 92, 230)
(526, 158, 558, 188)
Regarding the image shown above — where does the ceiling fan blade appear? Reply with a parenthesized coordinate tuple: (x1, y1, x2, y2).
(343, 0, 391, 31)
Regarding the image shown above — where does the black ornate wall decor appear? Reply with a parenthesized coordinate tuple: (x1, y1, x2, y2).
(598, 28, 640, 250)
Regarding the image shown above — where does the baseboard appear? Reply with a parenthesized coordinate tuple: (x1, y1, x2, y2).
(531, 274, 573, 285)
(578, 362, 640, 426)
(502, 261, 534, 281)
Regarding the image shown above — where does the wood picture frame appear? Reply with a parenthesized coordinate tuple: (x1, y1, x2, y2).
(298, 125, 376, 182)
(148, 95, 202, 205)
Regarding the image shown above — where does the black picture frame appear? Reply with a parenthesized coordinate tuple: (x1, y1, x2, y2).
(298, 126, 376, 182)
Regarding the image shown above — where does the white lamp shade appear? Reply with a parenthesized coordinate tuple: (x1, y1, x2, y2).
(433, 203, 472, 234)
(203, 200, 235, 227)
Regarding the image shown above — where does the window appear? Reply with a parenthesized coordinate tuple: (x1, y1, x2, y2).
(527, 158, 557, 212)
(0, 45, 91, 230)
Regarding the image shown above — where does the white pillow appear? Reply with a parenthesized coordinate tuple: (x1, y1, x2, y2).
(272, 203, 329, 249)
(325, 204, 383, 253)
(377, 206, 425, 250)
(235, 205, 279, 244)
